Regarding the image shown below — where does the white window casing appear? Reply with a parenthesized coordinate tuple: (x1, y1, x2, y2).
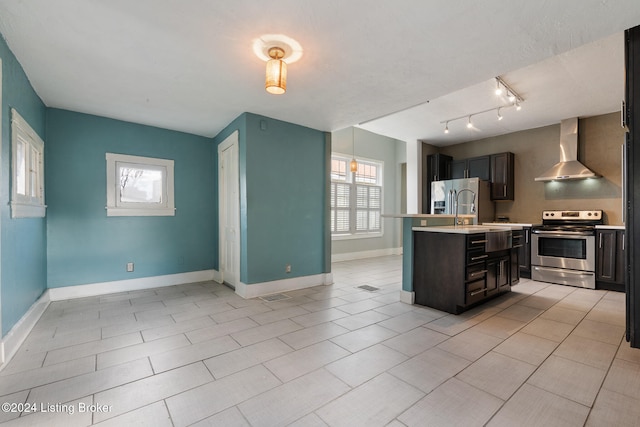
(11, 108, 46, 218)
(106, 153, 175, 217)
(330, 153, 383, 239)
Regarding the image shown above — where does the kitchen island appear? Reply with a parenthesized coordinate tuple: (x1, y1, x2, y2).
(412, 225, 522, 314)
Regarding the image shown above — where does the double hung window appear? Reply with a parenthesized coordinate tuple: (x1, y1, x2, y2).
(11, 108, 45, 218)
(330, 155, 382, 237)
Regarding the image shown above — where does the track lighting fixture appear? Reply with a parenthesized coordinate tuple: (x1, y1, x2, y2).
(439, 76, 524, 135)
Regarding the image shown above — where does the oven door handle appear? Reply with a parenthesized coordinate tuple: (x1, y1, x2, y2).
(533, 266, 594, 277)
(532, 231, 592, 238)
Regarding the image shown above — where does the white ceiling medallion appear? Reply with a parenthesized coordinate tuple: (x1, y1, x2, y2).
(252, 34, 303, 64)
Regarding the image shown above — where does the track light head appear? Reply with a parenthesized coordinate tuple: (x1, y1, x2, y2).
(467, 116, 473, 128)
(444, 121, 449, 134)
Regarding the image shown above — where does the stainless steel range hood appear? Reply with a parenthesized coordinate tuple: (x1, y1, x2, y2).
(534, 118, 601, 181)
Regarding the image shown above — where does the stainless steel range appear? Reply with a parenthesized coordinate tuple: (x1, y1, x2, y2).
(531, 210, 603, 289)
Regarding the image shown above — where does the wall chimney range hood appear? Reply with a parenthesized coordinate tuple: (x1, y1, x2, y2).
(534, 118, 601, 181)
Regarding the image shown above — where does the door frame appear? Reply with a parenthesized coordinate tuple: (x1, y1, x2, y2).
(218, 131, 240, 288)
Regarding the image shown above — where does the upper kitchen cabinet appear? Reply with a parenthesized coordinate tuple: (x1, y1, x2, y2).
(422, 152, 452, 213)
(450, 155, 491, 180)
(490, 152, 515, 200)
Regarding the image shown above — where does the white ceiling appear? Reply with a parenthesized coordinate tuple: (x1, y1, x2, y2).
(0, 1, 638, 144)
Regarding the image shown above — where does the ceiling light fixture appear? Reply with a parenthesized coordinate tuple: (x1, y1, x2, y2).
(495, 78, 503, 96)
(350, 127, 358, 172)
(265, 47, 287, 94)
(253, 34, 303, 95)
(439, 76, 525, 135)
(496, 76, 524, 104)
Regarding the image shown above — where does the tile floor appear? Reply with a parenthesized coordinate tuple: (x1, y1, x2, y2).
(0, 255, 639, 426)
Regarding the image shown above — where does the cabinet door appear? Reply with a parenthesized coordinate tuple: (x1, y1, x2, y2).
(510, 248, 520, 285)
(615, 230, 626, 285)
(432, 154, 452, 181)
(518, 227, 532, 277)
(423, 153, 453, 214)
(450, 160, 466, 179)
(491, 152, 514, 200)
(467, 156, 491, 181)
(596, 230, 617, 282)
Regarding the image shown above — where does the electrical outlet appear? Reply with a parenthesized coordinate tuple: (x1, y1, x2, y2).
(126, 262, 134, 272)
(285, 264, 291, 273)
(420, 219, 427, 226)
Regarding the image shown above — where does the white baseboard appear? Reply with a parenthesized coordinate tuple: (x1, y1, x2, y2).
(47, 270, 218, 301)
(331, 247, 403, 263)
(400, 290, 415, 305)
(235, 273, 333, 299)
(0, 291, 51, 372)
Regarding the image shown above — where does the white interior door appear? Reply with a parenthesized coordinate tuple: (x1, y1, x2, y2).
(218, 131, 240, 288)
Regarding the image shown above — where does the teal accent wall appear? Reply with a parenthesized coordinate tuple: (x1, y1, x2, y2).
(45, 109, 216, 288)
(0, 35, 47, 336)
(213, 113, 330, 284)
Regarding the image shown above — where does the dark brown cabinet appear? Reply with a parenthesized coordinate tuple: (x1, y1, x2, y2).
(596, 229, 626, 291)
(450, 156, 490, 180)
(490, 152, 515, 200)
(515, 227, 531, 278)
(511, 229, 524, 283)
(413, 231, 513, 314)
(422, 152, 452, 213)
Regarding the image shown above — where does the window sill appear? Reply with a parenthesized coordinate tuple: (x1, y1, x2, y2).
(332, 232, 383, 241)
(106, 207, 176, 217)
(11, 202, 46, 218)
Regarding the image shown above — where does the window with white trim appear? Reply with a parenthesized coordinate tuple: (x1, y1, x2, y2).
(11, 108, 46, 218)
(330, 155, 382, 237)
(106, 153, 175, 216)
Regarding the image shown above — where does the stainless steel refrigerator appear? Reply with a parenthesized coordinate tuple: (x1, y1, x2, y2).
(430, 178, 495, 224)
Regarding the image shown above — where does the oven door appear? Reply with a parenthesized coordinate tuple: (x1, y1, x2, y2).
(531, 231, 595, 272)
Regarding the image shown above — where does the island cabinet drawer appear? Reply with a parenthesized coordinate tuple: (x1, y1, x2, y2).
(466, 263, 487, 281)
(467, 249, 488, 265)
(466, 279, 486, 305)
(467, 234, 487, 250)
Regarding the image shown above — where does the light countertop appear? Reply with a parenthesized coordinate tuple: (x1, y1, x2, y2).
(482, 222, 536, 227)
(595, 225, 625, 230)
(413, 224, 522, 234)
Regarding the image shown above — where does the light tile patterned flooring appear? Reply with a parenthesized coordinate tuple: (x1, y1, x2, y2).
(1, 255, 639, 426)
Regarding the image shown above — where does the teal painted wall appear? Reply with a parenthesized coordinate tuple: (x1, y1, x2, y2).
(45, 109, 216, 288)
(213, 113, 330, 284)
(0, 35, 47, 336)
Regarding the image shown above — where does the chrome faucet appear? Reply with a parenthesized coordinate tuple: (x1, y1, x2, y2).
(454, 189, 477, 226)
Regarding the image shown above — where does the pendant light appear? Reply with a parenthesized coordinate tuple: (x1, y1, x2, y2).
(350, 127, 358, 172)
(265, 47, 287, 95)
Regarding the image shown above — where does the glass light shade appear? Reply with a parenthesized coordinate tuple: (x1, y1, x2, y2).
(265, 59, 287, 94)
(350, 158, 358, 172)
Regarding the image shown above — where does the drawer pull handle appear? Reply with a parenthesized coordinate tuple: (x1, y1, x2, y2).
(512, 244, 523, 248)
(469, 269, 488, 278)
(470, 288, 489, 296)
(471, 240, 488, 244)
(471, 255, 488, 261)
